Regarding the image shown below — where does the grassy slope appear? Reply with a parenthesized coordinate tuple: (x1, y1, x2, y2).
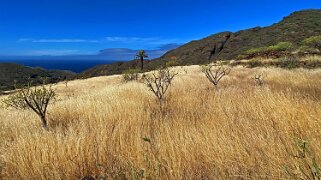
(0, 63, 75, 91)
(1, 66, 321, 179)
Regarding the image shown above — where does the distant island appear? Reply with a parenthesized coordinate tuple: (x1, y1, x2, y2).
(0, 44, 181, 72)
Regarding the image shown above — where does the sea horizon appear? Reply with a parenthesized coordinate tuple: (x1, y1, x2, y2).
(0, 59, 118, 73)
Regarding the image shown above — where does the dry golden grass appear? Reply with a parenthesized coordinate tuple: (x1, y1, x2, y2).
(1, 66, 321, 179)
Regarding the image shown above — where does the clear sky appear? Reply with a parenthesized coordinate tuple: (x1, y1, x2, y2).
(0, 0, 320, 56)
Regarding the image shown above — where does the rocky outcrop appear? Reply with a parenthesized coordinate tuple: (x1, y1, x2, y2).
(157, 32, 234, 65)
(208, 33, 232, 60)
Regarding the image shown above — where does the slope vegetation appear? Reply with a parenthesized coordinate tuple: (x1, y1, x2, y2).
(0, 63, 75, 91)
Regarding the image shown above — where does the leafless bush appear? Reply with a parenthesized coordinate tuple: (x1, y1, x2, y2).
(63, 76, 69, 87)
(201, 64, 231, 87)
(2, 79, 56, 129)
(144, 67, 178, 107)
(64, 80, 69, 87)
(252, 73, 264, 86)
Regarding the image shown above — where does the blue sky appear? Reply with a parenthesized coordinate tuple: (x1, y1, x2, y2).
(0, 0, 320, 56)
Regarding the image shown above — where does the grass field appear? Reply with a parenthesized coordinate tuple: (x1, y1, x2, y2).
(1, 65, 321, 179)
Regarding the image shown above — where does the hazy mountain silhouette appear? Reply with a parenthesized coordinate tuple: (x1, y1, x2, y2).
(0, 43, 182, 61)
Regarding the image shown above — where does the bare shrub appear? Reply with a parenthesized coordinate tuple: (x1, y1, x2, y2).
(144, 67, 178, 107)
(201, 64, 231, 87)
(2, 79, 56, 129)
(252, 73, 265, 86)
(64, 80, 69, 87)
(62, 76, 69, 87)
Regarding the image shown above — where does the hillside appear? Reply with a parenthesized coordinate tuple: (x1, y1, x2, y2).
(80, 9, 321, 78)
(1, 66, 321, 179)
(0, 63, 75, 91)
(158, 9, 321, 64)
(79, 60, 139, 78)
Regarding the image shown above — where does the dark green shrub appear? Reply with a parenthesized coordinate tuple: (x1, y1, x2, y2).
(278, 56, 300, 69)
(244, 47, 268, 59)
(242, 42, 293, 59)
(236, 54, 247, 60)
(304, 57, 321, 69)
(302, 35, 321, 52)
(298, 45, 319, 55)
(246, 59, 263, 68)
(268, 42, 293, 52)
(122, 68, 141, 82)
(165, 60, 180, 67)
(266, 42, 293, 57)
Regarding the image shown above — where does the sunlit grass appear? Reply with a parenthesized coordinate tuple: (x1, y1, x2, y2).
(1, 66, 321, 179)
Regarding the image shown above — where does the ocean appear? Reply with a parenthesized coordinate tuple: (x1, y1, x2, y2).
(0, 59, 115, 73)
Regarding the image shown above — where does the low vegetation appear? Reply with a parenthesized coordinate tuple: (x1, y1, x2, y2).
(122, 68, 141, 82)
(231, 55, 321, 69)
(144, 67, 178, 108)
(240, 42, 294, 59)
(2, 79, 56, 129)
(302, 35, 321, 53)
(1, 65, 321, 179)
(252, 73, 265, 86)
(239, 36, 321, 60)
(165, 59, 182, 67)
(0, 63, 75, 91)
(201, 63, 231, 87)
